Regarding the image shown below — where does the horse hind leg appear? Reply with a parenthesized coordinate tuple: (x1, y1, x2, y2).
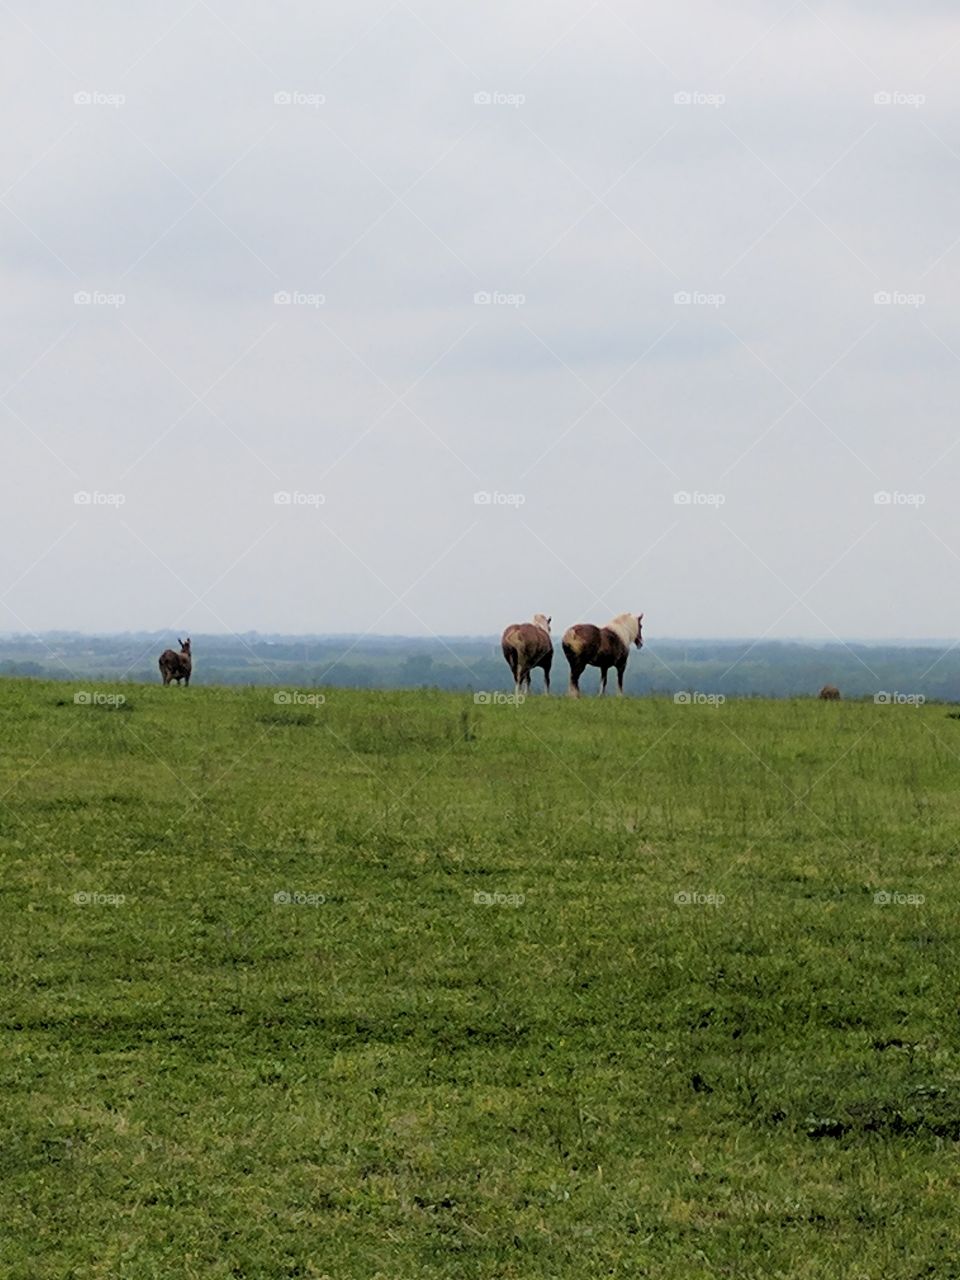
(505, 647, 520, 690)
(616, 660, 627, 696)
(515, 658, 527, 696)
(542, 656, 552, 695)
(566, 655, 585, 698)
(599, 666, 609, 696)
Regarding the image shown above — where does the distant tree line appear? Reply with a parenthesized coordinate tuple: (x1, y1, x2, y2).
(0, 633, 958, 701)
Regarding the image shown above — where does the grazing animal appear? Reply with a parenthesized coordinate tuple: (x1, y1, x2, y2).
(818, 685, 840, 700)
(562, 612, 644, 697)
(159, 637, 192, 686)
(501, 614, 553, 695)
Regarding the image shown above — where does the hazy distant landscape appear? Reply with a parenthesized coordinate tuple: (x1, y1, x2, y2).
(2, 632, 958, 700)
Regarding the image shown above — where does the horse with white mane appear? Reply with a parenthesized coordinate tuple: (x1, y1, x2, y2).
(562, 612, 643, 697)
(501, 614, 553, 694)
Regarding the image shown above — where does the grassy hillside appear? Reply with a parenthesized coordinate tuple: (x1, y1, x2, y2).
(3, 680, 960, 1278)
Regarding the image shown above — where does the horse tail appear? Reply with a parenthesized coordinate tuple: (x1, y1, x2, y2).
(562, 627, 583, 659)
(506, 646, 519, 681)
(501, 629, 520, 682)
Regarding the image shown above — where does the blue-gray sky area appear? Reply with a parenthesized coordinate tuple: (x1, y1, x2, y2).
(2, 1, 959, 640)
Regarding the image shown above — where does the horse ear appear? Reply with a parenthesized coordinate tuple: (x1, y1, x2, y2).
(638, 613, 643, 621)
(547, 616, 552, 628)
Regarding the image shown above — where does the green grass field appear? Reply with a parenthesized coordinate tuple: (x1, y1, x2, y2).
(3, 679, 960, 1278)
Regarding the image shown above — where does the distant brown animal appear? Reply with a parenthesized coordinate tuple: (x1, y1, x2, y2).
(501, 614, 553, 694)
(818, 684, 840, 700)
(159, 637, 192, 686)
(562, 612, 644, 697)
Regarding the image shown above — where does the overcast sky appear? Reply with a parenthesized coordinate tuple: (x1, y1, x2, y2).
(2, 0, 959, 640)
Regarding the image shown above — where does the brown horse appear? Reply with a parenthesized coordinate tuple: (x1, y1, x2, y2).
(159, 637, 192, 686)
(818, 684, 840, 700)
(562, 612, 643, 697)
(501, 614, 553, 694)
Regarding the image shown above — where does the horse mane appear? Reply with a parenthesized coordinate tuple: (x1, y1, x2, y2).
(605, 612, 638, 646)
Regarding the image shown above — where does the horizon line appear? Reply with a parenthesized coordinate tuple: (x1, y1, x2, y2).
(2, 631, 959, 647)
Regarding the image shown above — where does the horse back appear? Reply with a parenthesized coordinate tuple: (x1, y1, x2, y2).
(503, 623, 551, 664)
(562, 623, 601, 659)
(598, 627, 629, 663)
(160, 649, 190, 677)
